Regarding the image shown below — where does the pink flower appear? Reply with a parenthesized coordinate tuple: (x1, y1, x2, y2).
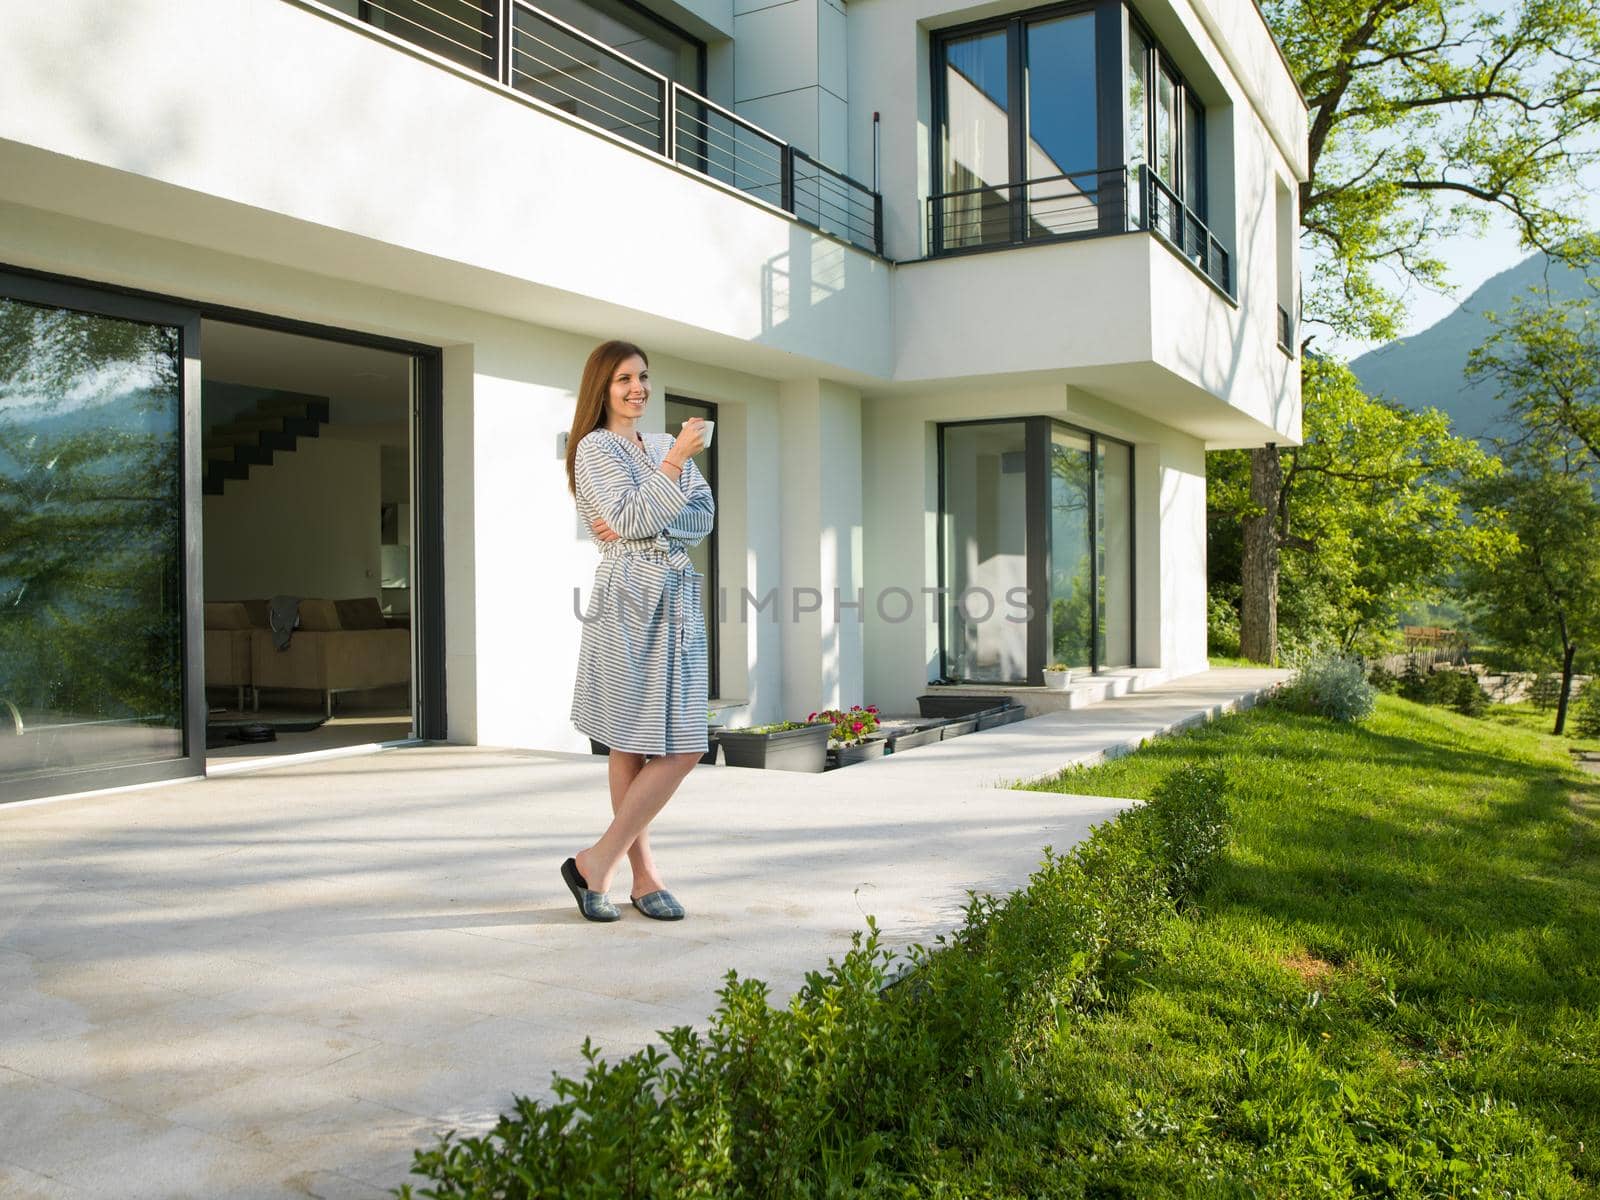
(867, 705, 879, 714)
(808, 712, 816, 721)
(851, 721, 864, 733)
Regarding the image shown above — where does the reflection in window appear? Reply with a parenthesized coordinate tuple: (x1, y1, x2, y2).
(1024, 13, 1099, 238)
(1049, 429, 1093, 669)
(940, 422, 1029, 682)
(941, 29, 1012, 249)
(0, 298, 184, 788)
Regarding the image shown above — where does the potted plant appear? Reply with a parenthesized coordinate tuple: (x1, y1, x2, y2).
(1043, 663, 1074, 690)
(813, 705, 886, 767)
(716, 720, 831, 772)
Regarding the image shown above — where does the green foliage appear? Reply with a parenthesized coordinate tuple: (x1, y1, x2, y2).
(1468, 291, 1600, 471)
(1261, 0, 1600, 343)
(1451, 671, 1490, 717)
(400, 766, 1232, 1199)
(1208, 360, 1503, 659)
(1461, 453, 1600, 731)
(1574, 682, 1600, 738)
(1398, 657, 1432, 703)
(1206, 587, 1241, 658)
(1530, 673, 1565, 710)
(1279, 653, 1378, 722)
(1366, 662, 1400, 693)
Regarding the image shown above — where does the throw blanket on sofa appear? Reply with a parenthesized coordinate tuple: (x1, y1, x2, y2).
(269, 595, 302, 651)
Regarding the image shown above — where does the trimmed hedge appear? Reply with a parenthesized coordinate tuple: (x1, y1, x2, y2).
(399, 765, 1231, 1199)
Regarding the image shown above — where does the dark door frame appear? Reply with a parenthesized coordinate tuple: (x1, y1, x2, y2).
(0, 269, 206, 803)
(0, 262, 449, 802)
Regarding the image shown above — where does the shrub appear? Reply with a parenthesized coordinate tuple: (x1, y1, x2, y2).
(1451, 670, 1490, 717)
(1398, 657, 1432, 703)
(1529, 673, 1564, 710)
(1574, 680, 1600, 738)
(1279, 654, 1377, 723)
(1207, 591, 1241, 658)
(1367, 662, 1400, 693)
(401, 766, 1233, 1199)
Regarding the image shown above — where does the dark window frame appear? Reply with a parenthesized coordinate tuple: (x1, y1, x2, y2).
(0, 269, 206, 804)
(935, 416, 1135, 685)
(1126, 8, 1206, 218)
(929, 0, 1211, 252)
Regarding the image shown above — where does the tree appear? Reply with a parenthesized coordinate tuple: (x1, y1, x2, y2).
(1210, 358, 1501, 657)
(1467, 288, 1600, 472)
(1461, 453, 1600, 733)
(1235, 0, 1600, 661)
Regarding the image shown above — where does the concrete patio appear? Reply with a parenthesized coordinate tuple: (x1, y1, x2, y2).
(0, 668, 1285, 1199)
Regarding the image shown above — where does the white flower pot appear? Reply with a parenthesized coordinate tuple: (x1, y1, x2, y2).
(1043, 668, 1074, 690)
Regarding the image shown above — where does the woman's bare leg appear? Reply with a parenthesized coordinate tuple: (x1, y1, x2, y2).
(576, 752, 699, 894)
(604, 751, 665, 896)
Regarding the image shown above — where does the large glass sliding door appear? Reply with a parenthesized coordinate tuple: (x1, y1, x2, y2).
(940, 418, 1133, 684)
(0, 275, 203, 802)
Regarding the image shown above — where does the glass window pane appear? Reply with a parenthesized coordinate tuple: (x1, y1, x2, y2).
(1183, 94, 1206, 213)
(1097, 440, 1133, 668)
(342, 0, 497, 75)
(538, 0, 702, 87)
(941, 423, 1029, 682)
(511, 5, 666, 151)
(1126, 24, 1149, 224)
(941, 29, 1012, 249)
(1023, 12, 1098, 238)
(0, 298, 185, 790)
(1049, 428, 1093, 670)
(1154, 67, 1177, 186)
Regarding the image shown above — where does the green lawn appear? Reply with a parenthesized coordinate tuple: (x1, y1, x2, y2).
(1019, 695, 1600, 1196)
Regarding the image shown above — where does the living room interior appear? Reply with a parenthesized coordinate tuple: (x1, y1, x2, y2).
(199, 319, 416, 766)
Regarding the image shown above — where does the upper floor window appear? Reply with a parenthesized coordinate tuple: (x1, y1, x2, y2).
(934, 5, 1102, 251)
(1126, 18, 1205, 224)
(930, 0, 1227, 295)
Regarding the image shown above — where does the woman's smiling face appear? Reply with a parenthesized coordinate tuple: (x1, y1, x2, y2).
(606, 354, 649, 423)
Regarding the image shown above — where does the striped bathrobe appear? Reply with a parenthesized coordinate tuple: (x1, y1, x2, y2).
(570, 428, 715, 755)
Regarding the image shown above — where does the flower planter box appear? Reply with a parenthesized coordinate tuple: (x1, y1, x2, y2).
(1043, 668, 1074, 690)
(881, 723, 945, 753)
(592, 737, 718, 765)
(976, 704, 1027, 730)
(828, 737, 888, 768)
(717, 723, 830, 772)
(917, 693, 1013, 719)
(939, 716, 981, 739)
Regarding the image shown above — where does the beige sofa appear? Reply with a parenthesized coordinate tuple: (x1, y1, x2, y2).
(230, 597, 410, 717)
(203, 601, 255, 712)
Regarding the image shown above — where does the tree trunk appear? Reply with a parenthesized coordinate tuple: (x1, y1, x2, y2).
(1239, 446, 1282, 664)
(1554, 641, 1577, 735)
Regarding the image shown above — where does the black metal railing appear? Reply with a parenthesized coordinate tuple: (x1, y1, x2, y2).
(338, 0, 884, 256)
(1277, 303, 1295, 353)
(927, 164, 1232, 296)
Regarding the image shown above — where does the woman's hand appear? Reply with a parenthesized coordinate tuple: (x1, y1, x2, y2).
(663, 418, 706, 471)
(590, 516, 621, 542)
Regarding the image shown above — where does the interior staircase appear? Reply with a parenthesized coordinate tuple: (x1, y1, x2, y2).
(203, 391, 330, 495)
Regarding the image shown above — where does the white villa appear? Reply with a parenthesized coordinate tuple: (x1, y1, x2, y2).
(0, 0, 1305, 803)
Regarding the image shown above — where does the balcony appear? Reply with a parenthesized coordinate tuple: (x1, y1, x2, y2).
(927, 165, 1232, 297)
(330, 0, 884, 256)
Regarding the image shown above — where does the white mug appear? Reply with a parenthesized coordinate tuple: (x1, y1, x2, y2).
(687, 418, 715, 452)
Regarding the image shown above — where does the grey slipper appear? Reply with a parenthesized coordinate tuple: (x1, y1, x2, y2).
(561, 857, 620, 922)
(631, 890, 685, 921)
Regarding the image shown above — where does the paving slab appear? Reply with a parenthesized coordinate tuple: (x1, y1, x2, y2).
(0, 667, 1285, 1196)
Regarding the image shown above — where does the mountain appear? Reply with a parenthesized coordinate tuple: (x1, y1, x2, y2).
(1349, 252, 1596, 439)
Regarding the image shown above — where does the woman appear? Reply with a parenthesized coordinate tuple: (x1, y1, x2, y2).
(561, 340, 714, 923)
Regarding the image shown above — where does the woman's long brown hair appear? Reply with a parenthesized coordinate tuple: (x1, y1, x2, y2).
(566, 339, 648, 495)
